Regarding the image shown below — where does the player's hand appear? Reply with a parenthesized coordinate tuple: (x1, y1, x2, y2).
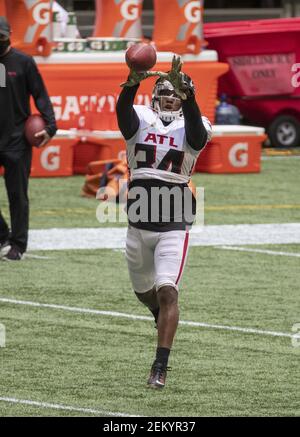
(157, 55, 188, 100)
(120, 69, 163, 87)
(34, 129, 51, 147)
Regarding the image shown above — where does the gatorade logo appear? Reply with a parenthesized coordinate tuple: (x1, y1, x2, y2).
(32, 1, 51, 25)
(41, 146, 60, 171)
(229, 143, 248, 167)
(50, 95, 151, 122)
(120, 0, 139, 21)
(184, 1, 201, 24)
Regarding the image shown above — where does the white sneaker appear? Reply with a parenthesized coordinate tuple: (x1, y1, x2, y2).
(0, 241, 11, 258)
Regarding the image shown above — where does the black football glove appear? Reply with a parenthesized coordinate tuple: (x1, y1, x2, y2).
(120, 69, 164, 87)
(155, 55, 195, 100)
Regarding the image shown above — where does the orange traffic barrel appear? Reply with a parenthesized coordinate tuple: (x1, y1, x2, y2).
(153, 0, 204, 54)
(93, 0, 143, 38)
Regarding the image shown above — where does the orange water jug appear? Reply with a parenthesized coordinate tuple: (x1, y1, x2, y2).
(93, 0, 143, 38)
(153, 0, 204, 54)
(6, 0, 53, 56)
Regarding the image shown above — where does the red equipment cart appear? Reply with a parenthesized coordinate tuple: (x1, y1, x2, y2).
(204, 18, 300, 148)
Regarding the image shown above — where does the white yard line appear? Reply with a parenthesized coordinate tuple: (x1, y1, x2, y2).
(215, 246, 300, 257)
(27, 223, 300, 251)
(0, 397, 141, 417)
(0, 297, 295, 339)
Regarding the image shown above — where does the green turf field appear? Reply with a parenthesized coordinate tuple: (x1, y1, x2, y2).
(0, 157, 299, 417)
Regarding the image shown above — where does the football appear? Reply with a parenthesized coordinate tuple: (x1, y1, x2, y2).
(24, 114, 46, 148)
(125, 42, 157, 72)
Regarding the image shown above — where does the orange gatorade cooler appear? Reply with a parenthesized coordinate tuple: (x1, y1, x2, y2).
(5, 0, 53, 56)
(31, 130, 77, 177)
(93, 0, 143, 38)
(153, 0, 204, 54)
(195, 126, 266, 174)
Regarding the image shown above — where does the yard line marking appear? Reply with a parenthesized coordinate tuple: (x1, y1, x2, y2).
(206, 204, 300, 211)
(0, 297, 294, 339)
(27, 223, 300, 251)
(22, 203, 300, 217)
(215, 246, 300, 258)
(0, 397, 141, 417)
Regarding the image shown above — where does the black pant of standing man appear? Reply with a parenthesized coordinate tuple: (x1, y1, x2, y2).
(0, 16, 57, 260)
(0, 148, 32, 257)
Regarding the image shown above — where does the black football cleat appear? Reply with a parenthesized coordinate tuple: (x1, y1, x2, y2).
(2, 245, 23, 261)
(147, 362, 169, 389)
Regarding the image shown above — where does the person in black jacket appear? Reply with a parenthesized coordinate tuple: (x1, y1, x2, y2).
(0, 16, 57, 261)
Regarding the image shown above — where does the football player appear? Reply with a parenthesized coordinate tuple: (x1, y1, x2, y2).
(116, 56, 212, 389)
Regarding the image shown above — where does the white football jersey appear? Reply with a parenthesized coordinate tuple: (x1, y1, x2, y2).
(126, 105, 212, 184)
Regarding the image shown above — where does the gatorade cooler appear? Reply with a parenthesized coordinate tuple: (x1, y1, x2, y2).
(153, 0, 204, 54)
(73, 132, 125, 175)
(31, 130, 77, 177)
(5, 0, 53, 57)
(195, 126, 266, 174)
(93, 0, 143, 38)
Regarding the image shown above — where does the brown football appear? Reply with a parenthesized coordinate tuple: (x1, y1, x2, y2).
(125, 43, 157, 72)
(25, 114, 46, 147)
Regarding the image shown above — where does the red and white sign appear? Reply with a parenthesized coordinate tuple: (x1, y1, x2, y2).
(228, 52, 296, 96)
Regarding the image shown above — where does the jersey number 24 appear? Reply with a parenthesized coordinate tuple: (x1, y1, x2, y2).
(135, 143, 186, 174)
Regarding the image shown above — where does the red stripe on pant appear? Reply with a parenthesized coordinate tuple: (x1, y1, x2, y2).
(175, 231, 189, 285)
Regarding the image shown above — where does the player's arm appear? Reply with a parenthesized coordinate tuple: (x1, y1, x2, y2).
(182, 96, 209, 151)
(159, 55, 211, 151)
(117, 70, 163, 140)
(26, 57, 57, 140)
(116, 82, 140, 140)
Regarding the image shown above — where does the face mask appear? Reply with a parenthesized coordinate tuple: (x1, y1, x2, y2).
(0, 39, 10, 56)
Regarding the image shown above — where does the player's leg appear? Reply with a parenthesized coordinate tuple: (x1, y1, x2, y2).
(135, 287, 159, 326)
(156, 285, 179, 349)
(2, 148, 32, 260)
(148, 229, 189, 389)
(155, 229, 189, 350)
(126, 226, 159, 324)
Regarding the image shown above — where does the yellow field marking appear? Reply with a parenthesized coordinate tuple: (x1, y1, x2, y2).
(206, 204, 300, 211)
(31, 203, 300, 216)
(1, 204, 300, 218)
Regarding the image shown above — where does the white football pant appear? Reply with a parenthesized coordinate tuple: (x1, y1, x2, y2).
(125, 225, 190, 293)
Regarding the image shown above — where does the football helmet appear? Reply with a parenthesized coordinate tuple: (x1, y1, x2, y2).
(151, 74, 195, 122)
